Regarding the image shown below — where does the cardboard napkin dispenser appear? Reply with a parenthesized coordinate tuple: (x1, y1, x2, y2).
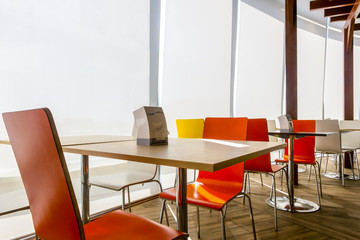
(133, 106, 169, 145)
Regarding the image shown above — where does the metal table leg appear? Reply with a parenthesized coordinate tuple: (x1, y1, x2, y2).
(176, 167, 188, 232)
(81, 155, 90, 224)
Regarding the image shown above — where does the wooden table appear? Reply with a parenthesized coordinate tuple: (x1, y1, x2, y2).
(63, 137, 286, 233)
(268, 131, 331, 213)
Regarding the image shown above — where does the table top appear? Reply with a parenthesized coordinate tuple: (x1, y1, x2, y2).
(268, 131, 332, 139)
(0, 135, 134, 146)
(63, 138, 286, 172)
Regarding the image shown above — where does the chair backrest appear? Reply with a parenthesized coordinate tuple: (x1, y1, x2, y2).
(284, 120, 316, 163)
(3, 108, 84, 240)
(198, 117, 248, 184)
(315, 119, 341, 153)
(244, 118, 273, 172)
(340, 120, 360, 149)
(176, 119, 204, 139)
(267, 119, 278, 143)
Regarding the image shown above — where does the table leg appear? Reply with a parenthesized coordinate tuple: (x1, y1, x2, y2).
(176, 167, 188, 233)
(81, 155, 90, 224)
(288, 135, 295, 212)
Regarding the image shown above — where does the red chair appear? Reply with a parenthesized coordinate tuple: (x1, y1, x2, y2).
(244, 118, 288, 231)
(3, 108, 188, 240)
(275, 120, 322, 206)
(160, 117, 256, 240)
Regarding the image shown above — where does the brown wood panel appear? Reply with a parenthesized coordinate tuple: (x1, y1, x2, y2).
(310, 0, 355, 11)
(344, 23, 354, 121)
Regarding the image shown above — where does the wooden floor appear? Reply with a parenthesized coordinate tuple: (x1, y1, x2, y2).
(130, 161, 360, 240)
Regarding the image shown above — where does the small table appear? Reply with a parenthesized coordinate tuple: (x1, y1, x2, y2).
(268, 131, 331, 213)
(63, 137, 286, 232)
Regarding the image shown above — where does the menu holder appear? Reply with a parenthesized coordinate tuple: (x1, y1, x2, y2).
(278, 114, 293, 132)
(133, 106, 169, 146)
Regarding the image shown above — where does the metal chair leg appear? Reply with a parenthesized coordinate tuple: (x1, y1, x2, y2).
(324, 154, 329, 174)
(308, 166, 312, 181)
(260, 173, 263, 185)
(159, 199, 169, 226)
(349, 152, 355, 180)
(122, 189, 126, 211)
(271, 174, 278, 231)
(196, 207, 200, 238)
(313, 165, 321, 207)
(220, 210, 226, 240)
(340, 154, 345, 186)
(316, 161, 323, 197)
(127, 187, 131, 212)
(243, 193, 257, 240)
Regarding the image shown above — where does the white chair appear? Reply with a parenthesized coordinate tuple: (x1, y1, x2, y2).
(89, 161, 165, 214)
(340, 120, 360, 179)
(315, 120, 352, 186)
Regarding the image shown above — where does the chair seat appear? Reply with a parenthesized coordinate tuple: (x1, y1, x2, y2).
(84, 210, 187, 240)
(90, 171, 156, 191)
(275, 157, 315, 165)
(160, 180, 243, 210)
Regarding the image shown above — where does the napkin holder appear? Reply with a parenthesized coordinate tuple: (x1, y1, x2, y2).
(278, 114, 293, 132)
(133, 106, 169, 145)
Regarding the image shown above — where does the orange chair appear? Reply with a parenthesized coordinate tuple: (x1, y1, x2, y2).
(275, 120, 322, 206)
(244, 118, 288, 231)
(160, 117, 256, 240)
(3, 108, 188, 240)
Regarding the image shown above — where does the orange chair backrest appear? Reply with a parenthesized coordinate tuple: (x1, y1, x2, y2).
(3, 108, 84, 240)
(244, 118, 273, 172)
(198, 117, 248, 183)
(284, 120, 316, 163)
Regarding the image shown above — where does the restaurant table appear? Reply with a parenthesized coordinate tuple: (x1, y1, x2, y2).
(62, 137, 286, 233)
(268, 131, 331, 213)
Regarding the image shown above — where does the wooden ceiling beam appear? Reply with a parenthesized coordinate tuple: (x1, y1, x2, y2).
(354, 23, 360, 30)
(310, 0, 355, 11)
(331, 15, 349, 22)
(324, 6, 353, 17)
(344, 0, 360, 28)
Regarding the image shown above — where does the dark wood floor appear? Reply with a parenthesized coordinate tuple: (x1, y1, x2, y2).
(130, 161, 360, 240)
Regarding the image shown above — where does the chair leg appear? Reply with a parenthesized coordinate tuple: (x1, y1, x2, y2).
(324, 154, 329, 174)
(220, 210, 226, 240)
(247, 172, 251, 193)
(260, 173, 263, 185)
(196, 207, 200, 238)
(122, 189, 126, 211)
(308, 166, 312, 181)
(349, 152, 355, 180)
(356, 151, 360, 178)
(340, 154, 345, 186)
(313, 165, 321, 207)
(243, 193, 257, 240)
(316, 161, 323, 197)
(271, 174, 278, 231)
(127, 187, 132, 212)
(159, 199, 170, 226)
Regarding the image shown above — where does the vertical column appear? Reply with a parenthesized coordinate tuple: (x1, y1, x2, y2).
(344, 20, 354, 121)
(176, 168, 188, 232)
(150, 0, 162, 107)
(230, 0, 241, 117)
(81, 155, 89, 224)
(285, 0, 298, 184)
(285, 0, 297, 121)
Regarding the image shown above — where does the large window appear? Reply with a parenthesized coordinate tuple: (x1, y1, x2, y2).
(236, 3, 283, 120)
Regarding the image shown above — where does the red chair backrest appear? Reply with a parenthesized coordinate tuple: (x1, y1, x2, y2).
(284, 120, 316, 163)
(198, 117, 248, 184)
(3, 108, 84, 240)
(244, 118, 273, 172)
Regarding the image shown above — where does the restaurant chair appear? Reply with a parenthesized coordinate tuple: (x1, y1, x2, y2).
(244, 118, 288, 231)
(2, 108, 188, 240)
(176, 119, 204, 182)
(275, 120, 322, 206)
(315, 119, 351, 186)
(339, 120, 360, 179)
(267, 119, 283, 159)
(160, 117, 256, 240)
